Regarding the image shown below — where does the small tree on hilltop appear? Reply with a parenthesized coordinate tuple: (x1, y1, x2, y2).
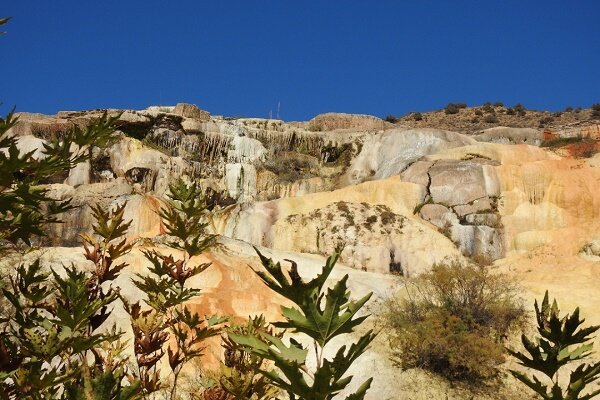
(509, 291, 600, 400)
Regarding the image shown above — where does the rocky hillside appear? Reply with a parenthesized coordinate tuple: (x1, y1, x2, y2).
(7, 103, 600, 398)
(387, 103, 599, 134)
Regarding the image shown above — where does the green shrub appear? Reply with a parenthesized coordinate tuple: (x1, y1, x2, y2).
(494, 102, 504, 107)
(384, 115, 399, 123)
(474, 109, 483, 116)
(412, 112, 423, 121)
(384, 262, 525, 382)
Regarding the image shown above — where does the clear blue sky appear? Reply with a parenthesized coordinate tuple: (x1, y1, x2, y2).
(2, 1, 599, 121)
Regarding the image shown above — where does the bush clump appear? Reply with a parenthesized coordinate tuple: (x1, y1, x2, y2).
(592, 103, 600, 119)
(384, 262, 526, 382)
(412, 112, 423, 121)
(481, 103, 494, 113)
(444, 103, 466, 115)
(513, 103, 526, 116)
(539, 116, 554, 127)
(484, 114, 499, 123)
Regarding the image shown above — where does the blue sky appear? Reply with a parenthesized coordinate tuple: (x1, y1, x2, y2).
(2, 1, 599, 121)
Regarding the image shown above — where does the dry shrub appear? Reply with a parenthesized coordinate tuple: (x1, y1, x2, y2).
(384, 262, 526, 382)
(566, 139, 600, 158)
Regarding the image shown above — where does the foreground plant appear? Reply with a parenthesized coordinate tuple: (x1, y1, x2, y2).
(0, 63, 139, 397)
(0, 109, 119, 253)
(509, 291, 600, 400)
(231, 250, 375, 400)
(129, 179, 226, 399)
(193, 315, 281, 400)
(0, 203, 140, 399)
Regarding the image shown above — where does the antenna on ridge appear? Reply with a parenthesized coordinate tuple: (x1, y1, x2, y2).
(277, 101, 280, 120)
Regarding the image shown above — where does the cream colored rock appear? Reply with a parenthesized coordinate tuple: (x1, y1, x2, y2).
(45, 180, 133, 244)
(428, 159, 500, 206)
(12, 134, 48, 159)
(429, 142, 560, 165)
(118, 110, 151, 124)
(474, 126, 543, 145)
(345, 128, 476, 185)
(307, 112, 391, 132)
(418, 203, 453, 228)
(213, 177, 462, 275)
(173, 103, 210, 121)
(224, 163, 257, 202)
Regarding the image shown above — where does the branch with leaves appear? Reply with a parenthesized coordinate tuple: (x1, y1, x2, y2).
(230, 249, 376, 400)
(508, 291, 600, 400)
(0, 109, 120, 252)
(0, 202, 140, 399)
(129, 179, 226, 399)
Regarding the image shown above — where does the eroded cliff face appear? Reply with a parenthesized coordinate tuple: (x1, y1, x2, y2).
(9, 104, 600, 277)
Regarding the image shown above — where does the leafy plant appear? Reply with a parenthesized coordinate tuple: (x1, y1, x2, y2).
(129, 178, 226, 399)
(0, 109, 119, 253)
(230, 249, 376, 400)
(0, 40, 138, 396)
(194, 315, 281, 400)
(508, 291, 600, 400)
(384, 262, 526, 382)
(0, 203, 140, 399)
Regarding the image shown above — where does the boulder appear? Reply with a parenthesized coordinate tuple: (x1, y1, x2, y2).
(345, 128, 476, 185)
(428, 159, 500, 206)
(474, 126, 543, 145)
(419, 203, 454, 229)
(307, 113, 390, 132)
(173, 103, 210, 121)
